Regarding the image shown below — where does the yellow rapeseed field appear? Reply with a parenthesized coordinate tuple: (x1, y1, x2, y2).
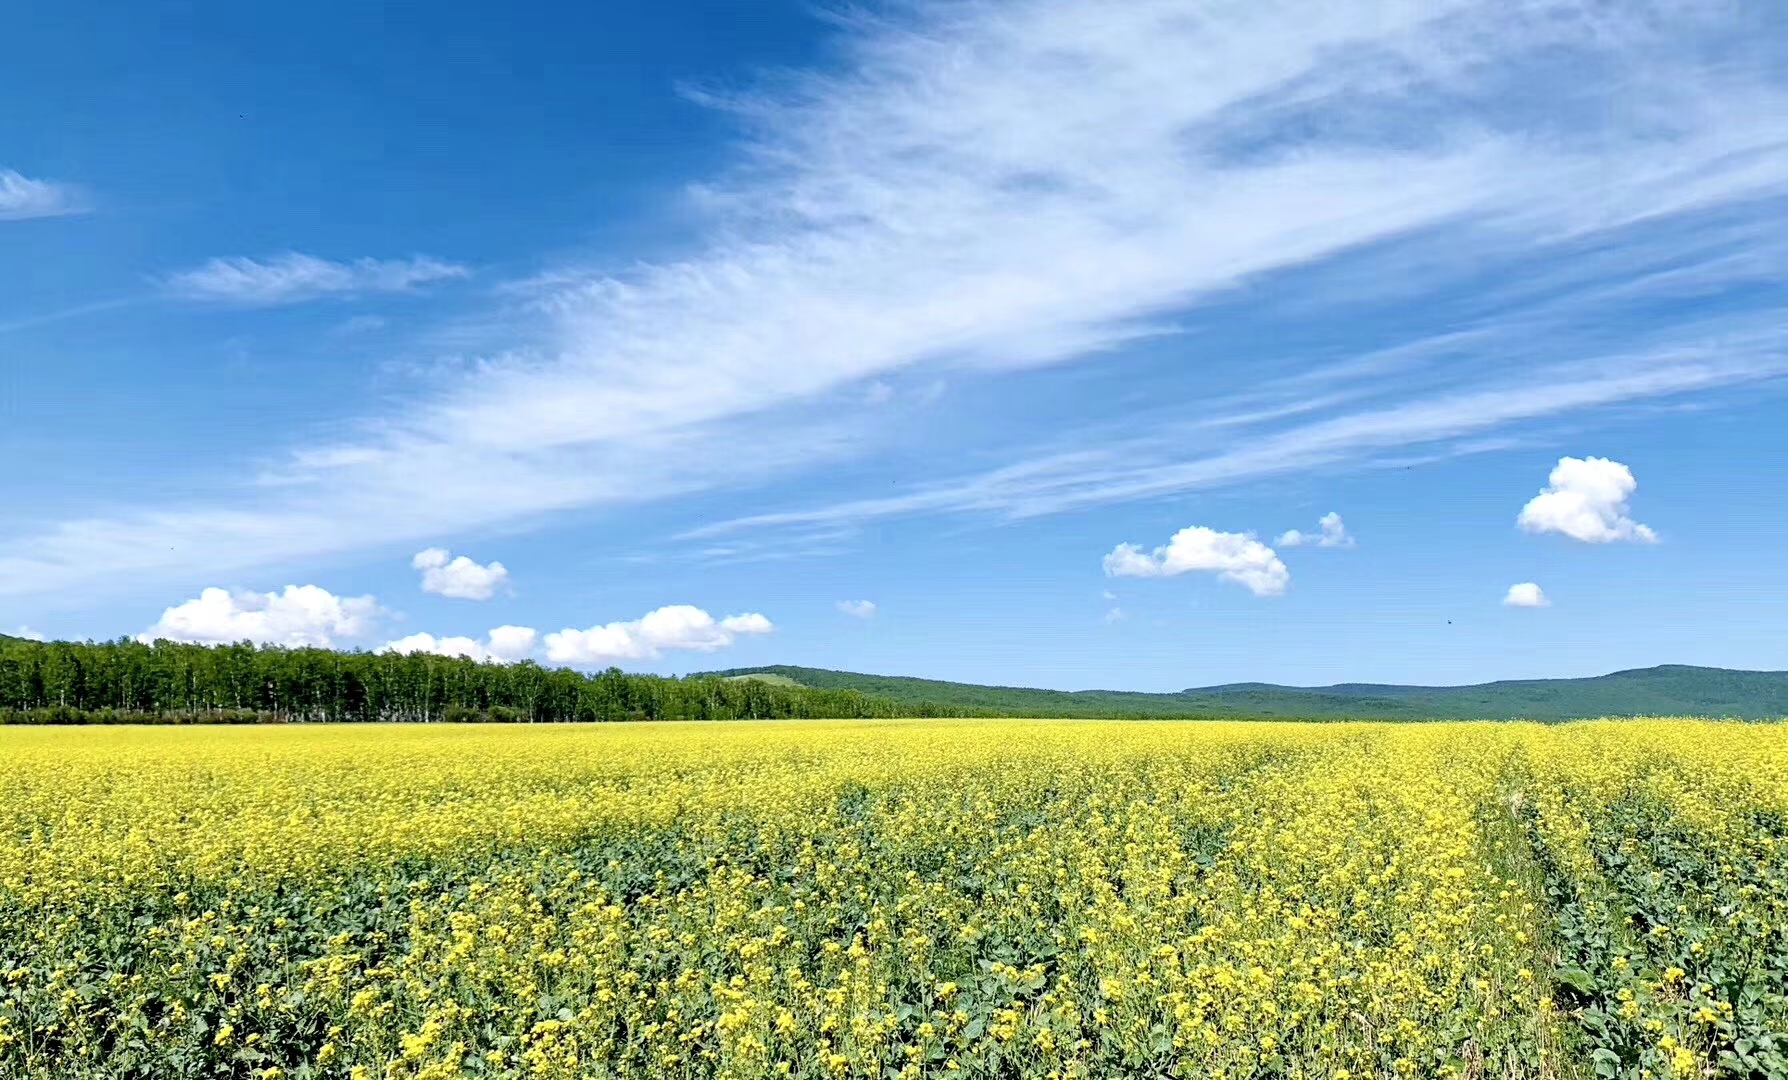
(1, 720, 1784, 1079)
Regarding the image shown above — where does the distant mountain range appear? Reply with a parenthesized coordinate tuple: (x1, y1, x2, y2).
(702, 664, 1788, 720)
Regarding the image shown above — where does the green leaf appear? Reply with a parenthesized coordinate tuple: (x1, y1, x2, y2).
(1591, 1048, 1621, 1078)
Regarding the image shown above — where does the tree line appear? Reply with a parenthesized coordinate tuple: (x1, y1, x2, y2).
(0, 635, 966, 724)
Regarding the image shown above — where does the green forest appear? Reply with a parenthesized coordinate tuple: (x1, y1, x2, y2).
(8, 634, 1782, 725)
(0, 635, 962, 724)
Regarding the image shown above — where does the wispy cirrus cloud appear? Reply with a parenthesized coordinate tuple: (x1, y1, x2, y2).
(0, 168, 87, 220)
(688, 333, 1788, 536)
(6, 0, 1788, 600)
(166, 252, 470, 305)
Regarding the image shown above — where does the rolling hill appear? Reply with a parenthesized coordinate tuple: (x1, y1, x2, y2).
(700, 664, 1788, 720)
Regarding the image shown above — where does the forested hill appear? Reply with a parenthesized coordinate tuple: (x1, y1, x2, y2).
(702, 664, 1788, 720)
(5, 633, 1782, 722)
(0, 636, 963, 724)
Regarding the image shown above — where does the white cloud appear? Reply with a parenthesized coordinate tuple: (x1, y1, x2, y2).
(166, 252, 469, 305)
(379, 624, 539, 663)
(1101, 589, 1117, 601)
(412, 547, 511, 600)
(9, 626, 47, 642)
(542, 605, 774, 664)
(139, 585, 379, 647)
(721, 612, 773, 634)
(1503, 582, 1550, 608)
(836, 599, 877, 618)
(1103, 526, 1289, 597)
(486, 624, 540, 661)
(333, 314, 389, 335)
(1103, 607, 1125, 624)
(688, 335, 1785, 538)
(1277, 512, 1354, 548)
(4, 0, 1788, 599)
(381, 632, 488, 660)
(1517, 456, 1657, 544)
(0, 169, 86, 220)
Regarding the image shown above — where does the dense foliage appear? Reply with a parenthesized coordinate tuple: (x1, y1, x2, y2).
(0, 637, 958, 723)
(1517, 728, 1788, 1078)
(705, 664, 1788, 720)
(2, 719, 1784, 1078)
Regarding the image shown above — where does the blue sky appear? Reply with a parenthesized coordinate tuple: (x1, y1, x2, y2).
(5, 0, 1788, 689)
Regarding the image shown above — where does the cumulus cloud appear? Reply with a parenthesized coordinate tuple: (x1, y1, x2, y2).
(836, 599, 877, 618)
(1277, 512, 1354, 548)
(0, 169, 86, 220)
(486, 625, 540, 662)
(139, 585, 379, 647)
(413, 548, 510, 600)
(381, 632, 488, 660)
(1103, 526, 1289, 596)
(1517, 456, 1657, 543)
(1503, 582, 1550, 608)
(542, 605, 773, 664)
(380, 624, 539, 663)
(10, 626, 47, 642)
(166, 252, 469, 305)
